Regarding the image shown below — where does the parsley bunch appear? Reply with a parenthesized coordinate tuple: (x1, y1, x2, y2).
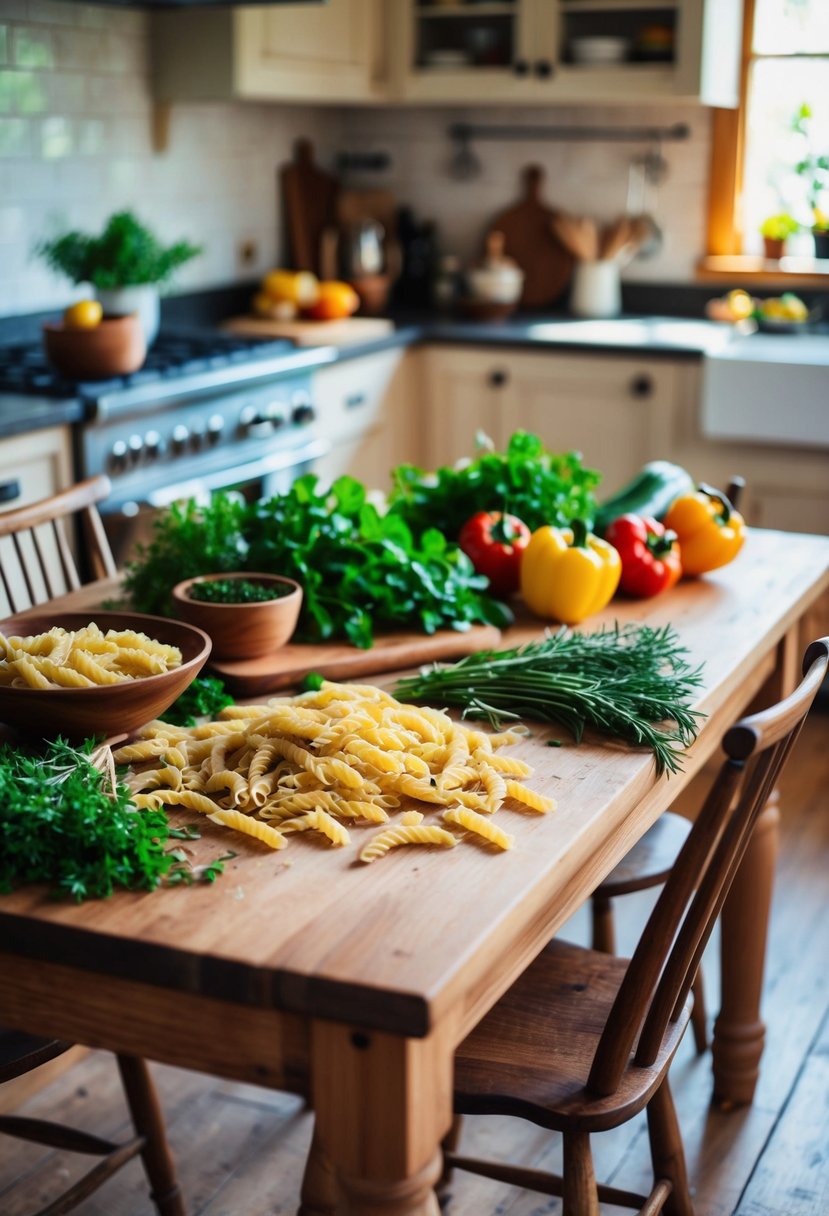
(0, 739, 174, 901)
(160, 675, 235, 727)
(388, 430, 601, 540)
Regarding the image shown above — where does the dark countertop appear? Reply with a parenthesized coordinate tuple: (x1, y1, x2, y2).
(0, 393, 86, 438)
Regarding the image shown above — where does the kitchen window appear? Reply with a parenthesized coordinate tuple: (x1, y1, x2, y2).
(703, 0, 829, 281)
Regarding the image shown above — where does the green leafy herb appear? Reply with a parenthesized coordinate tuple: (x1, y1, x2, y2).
(188, 578, 292, 604)
(160, 674, 235, 727)
(36, 210, 201, 289)
(395, 623, 705, 776)
(124, 477, 512, 648)
(164, 850, 237, 886)
(299, 671, 325, 692)
(0, 738, 175, 901)
(388, 430, 601, 540)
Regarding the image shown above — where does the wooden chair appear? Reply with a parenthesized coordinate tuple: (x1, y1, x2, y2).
(0, 1032, 185, 1215)
(0, 474, 117, 614)
(445, 638, 829, 1216)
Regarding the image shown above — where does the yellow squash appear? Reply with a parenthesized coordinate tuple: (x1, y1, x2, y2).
(521, 521, 621, 625)
(663, 485, 746, 575)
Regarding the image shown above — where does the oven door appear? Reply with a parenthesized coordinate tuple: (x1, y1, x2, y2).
(100, 435, 329, 567)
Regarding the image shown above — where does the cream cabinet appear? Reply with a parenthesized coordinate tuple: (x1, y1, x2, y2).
(389, 0, 742, 107)
(0, 426, 74, 616)
(312, 349, 420, 493)
(420, 346, 679, 497)
(152, 0, 388, 104)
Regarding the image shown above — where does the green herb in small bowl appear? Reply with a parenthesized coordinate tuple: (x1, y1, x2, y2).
(171, 572, 302, 661)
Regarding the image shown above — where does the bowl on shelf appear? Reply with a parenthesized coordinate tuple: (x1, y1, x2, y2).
(171, 573, 303, 661)
(42, 313, 146, 381)
(0, 610, 211, 741)
(570, 37, 631, 65)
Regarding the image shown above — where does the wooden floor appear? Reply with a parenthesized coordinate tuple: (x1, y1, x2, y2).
(1, 710, 827, 1216)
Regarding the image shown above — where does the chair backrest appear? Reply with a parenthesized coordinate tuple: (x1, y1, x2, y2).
(587, 637, 829, 1097)
(0, 475, 116, 614)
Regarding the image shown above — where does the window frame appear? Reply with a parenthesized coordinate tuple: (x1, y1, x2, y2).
(699, 0, 829, 285)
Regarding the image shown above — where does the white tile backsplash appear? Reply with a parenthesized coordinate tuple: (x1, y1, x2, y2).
(0, 4, 712, 319)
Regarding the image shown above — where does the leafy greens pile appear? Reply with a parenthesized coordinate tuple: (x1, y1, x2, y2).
(395, 623, 705, 776)
(124, 475, 512, 648)
(0, 738, 174, 901)
(388, 430, 600, 540)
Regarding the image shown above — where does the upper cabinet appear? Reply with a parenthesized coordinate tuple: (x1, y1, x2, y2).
(152, 0, 741, 109)
(389, 0, 743, 107)
(152, 0, 388, 105)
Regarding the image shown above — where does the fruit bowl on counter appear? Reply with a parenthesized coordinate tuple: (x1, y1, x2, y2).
(172, 573, 303, 661)
(0, 611, 211, 741)
(43, 301, 146, 380)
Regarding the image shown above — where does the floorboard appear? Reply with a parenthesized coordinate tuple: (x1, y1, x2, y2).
(1, 712, 826, 1215)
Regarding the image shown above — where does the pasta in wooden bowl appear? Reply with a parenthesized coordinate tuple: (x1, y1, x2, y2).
(0, 611, 211, 741)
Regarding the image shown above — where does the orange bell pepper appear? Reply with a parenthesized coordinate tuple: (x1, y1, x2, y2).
(663, 485, 746, 576)
(520, 520, 621, 624)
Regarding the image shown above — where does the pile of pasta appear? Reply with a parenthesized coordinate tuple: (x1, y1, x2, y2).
(0, 623, 182, 689)
(117, 679, 555, 864)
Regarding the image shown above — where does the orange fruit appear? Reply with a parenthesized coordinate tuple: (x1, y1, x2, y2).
(303, 281, 359, 321)
(64, 299, 103, 329)
(262, 270, 319, 308)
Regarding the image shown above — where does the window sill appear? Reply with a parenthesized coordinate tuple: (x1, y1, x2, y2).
(697, 255, 829, 287)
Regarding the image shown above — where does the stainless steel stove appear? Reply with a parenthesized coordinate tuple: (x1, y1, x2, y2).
(0, 327, 336, 560)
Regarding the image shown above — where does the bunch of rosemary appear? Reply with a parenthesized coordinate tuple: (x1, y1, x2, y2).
(394, 623, 705, 776)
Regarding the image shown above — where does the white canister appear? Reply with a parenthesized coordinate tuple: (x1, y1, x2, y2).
(95, 284, 160, 345)
(569, 260, 622, 319)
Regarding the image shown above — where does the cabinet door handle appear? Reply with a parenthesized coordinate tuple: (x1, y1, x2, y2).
(488, 369, 509, 388)
(513, 59, 530, 76)
(629, 374, 654, 398)
(0, 479, 21, 505)
(535, 60, 555, 79)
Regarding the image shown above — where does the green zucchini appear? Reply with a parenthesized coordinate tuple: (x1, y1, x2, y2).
(593, 461, 695, 536)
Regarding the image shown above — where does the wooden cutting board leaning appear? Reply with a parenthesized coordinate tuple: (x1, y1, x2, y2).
(487, 164, 574, 309)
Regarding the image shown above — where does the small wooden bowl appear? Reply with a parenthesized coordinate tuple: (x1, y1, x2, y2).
(43, 314, 146, 380)
(0, 611, 211, 742)
(456, 298, 518, 323)
(171, 573, 303, 661)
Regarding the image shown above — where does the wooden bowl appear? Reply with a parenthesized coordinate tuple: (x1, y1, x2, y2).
(171, 573, 303, 661)
(43, 314, 146, 380)
(0, 611, 211, 742)
(456, 298, 518, 323)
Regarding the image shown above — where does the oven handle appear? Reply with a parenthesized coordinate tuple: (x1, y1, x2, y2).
(102, 438, 331, 513)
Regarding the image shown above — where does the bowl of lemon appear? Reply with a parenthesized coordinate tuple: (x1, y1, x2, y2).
(43, 300, 146, 380)
(753, 292, 812, 333)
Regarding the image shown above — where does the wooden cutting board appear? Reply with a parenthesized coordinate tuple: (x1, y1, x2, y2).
(209, 623, 502, 697)
(280, 138, 339, 276)
(488, 164, 574, 309)
(223, 315, 394, 347)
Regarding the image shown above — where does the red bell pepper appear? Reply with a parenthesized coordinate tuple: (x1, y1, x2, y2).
(458, 511, 531, 597)
(604, 513, 682, 598)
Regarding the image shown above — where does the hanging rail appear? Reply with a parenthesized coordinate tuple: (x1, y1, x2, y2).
(448, 120, 690, 145)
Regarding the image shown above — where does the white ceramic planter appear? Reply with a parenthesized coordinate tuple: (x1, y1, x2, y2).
(95, 285, 160, 345)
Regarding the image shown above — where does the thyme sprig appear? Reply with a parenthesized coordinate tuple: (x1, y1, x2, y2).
(394, 623, 705, 776)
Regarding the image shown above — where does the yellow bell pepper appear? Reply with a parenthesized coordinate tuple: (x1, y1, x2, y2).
(663, 485, 746, 576)
(521, 520, 622, 625)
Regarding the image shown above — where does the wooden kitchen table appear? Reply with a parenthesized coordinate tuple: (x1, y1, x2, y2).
(1, 528, 828, 1216)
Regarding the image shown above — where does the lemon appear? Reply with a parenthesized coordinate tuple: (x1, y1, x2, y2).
(726, 289, 754, 321)
(262, 270, 319, 308)
(64, 299, 103, 329)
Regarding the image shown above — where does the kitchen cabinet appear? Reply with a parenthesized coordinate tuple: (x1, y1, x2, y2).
(152, 0, 388, 105)
(389, 0, 742, 107)
(420, 346, 677, 495)
(0, 426, 74, 616)
(312, 349, 420, 493)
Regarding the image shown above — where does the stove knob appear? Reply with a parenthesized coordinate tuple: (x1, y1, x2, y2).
(291, 396, 316, 425)
(190, 427, 205, 452)
(144, 430, 163, 461)
(128, 433, 144, 465)
(171, 424, 190, 455)
(109, 439, 128, 474)
(269, 410, 286, 429)
(207, 414, 224, 445)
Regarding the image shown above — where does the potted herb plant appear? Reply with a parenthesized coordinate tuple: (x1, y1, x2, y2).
(792, 104, 829, 259)
(37, 211, 201, 344)
(759, 213, 799, 260)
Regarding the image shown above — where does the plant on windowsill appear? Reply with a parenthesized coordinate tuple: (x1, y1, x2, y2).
(36, 211, 202, 345)
(792, 104, 829, 260)
(759, 213, 800, 260)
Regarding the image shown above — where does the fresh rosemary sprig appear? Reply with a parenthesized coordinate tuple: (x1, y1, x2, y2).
(394, 623, 705, 776)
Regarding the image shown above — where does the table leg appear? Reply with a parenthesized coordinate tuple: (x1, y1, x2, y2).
(310, 1020, 452, 1216)
(712, 790, 780, 1107)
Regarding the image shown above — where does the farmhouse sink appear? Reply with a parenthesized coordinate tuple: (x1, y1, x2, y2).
(701, 332, 829, 449)
(527, 317, 731, 354)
